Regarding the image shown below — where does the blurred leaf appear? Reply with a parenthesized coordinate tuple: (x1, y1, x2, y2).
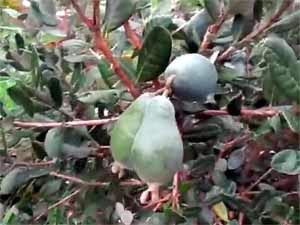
(44, 127, 64, 158)
(144, 15, 174, 37)
(6, 51, 32, 72)
(39, 179, 62, 198)
(271, 149, 300, 175)
(226, 92, 243, 116)
(115, 202, 134, 225)
(76, 90, 121, 105)
(203, 0, 221, 21)
(182, 9, 213, 50)
(228, 0, 256, 17)
(281, 109, 300, 132)
(15, 33, 25, 52)
(0, 167, 49, 195)
(97, 59, 115, 89)
(1, 0, 23, 11)
(267, 10, 300, 33)
(151, 0, 172, 16)
(7, 84, 35, 116)
(63, 54, 99, 63)
(61, 39, 91, 53)
(231, 15, 255, 42)
(136, 26, 172, 82)
(104, 0, 137, 32)
(47, 77, 63, 108)
(212, 202, 229, 222)
(227, 147, 245, 170)
(32, 0, 57, 26)
(44, 127, 92, 159)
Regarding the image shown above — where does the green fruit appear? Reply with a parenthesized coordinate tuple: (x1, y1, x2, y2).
(110, 93, 152, 169)
(132, 95, 183, 184)
(164, 54, 218, 102)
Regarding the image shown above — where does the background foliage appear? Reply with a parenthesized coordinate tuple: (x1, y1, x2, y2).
(0, 0, 299, 225)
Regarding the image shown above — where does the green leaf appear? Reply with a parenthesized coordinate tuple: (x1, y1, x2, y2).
(0, 167, 49, 195)
(136, 26, 172, 82)
(97, 59, 115, 89)
(103, 0, 137, 32)
(271, 149, 300, 175)
(7, 84, 35, 116)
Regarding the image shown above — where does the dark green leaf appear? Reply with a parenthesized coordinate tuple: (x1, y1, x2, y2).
(15, 33, 25, 52)
(47, 77, 63, 108)
(144, 15, 174, 37)
(0, 167, 49, 195)
(103, 0, 137, 32)
(137, 26, 172, 82)
(7, 84, 35, 116)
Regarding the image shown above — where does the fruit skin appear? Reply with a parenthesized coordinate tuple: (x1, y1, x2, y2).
(110, 93, 152, 170)
(131, 95, 183, 185)
(164, 54, 218, 102)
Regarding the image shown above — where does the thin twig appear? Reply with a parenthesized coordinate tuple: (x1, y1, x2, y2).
(245, 168, 273, 192)
(13, 117, 118, 128)
(220, 134, 251, 158)
(69, 0, 140, 98)
(200, 107, 279, 118)
(34, 188, 82, 221)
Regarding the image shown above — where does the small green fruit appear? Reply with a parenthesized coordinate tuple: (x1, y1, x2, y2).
(132, 95, 183, 184)
(110, 93, 152, 170)
(164, 54, 218, 102)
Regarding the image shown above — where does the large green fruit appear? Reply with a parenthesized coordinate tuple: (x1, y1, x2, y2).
(110, 93, 152, 169)
(132, 95, 183, 184)
(164, 54, 218, 102)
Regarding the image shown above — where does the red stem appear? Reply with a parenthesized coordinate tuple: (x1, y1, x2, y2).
(124, 20, 142, 49)
(70, 0, 140, 98)
(200, 12, 227, 51)
(200, 107, 279, 118)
